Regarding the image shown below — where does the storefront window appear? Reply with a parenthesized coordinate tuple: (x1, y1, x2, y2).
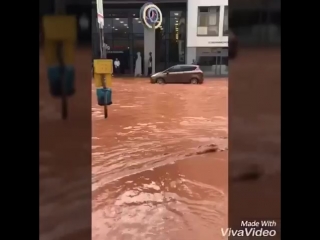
(104, 33, 113, 50)
(104, 18, 112, 33)
(197, 6, 220, 36)
(111, 18, 129, 38)
(169, 11, 181, 33)
(92, 6, 187, 73)
(166, 11, 185, 65)
(132, 17, 144, 33)
(196, 48, 228, 77)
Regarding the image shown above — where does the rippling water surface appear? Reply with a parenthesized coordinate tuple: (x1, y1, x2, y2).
(92, 79, 228, 240)
(40, 48, 281, 240)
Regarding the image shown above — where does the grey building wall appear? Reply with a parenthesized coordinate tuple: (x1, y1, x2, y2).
(186, 47, 196, 65)
(144, 28, 156, 76)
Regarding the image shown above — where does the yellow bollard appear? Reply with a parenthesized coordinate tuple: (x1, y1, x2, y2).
(93, 59, 113, 87)
(94, 59, 113, 119)
(43, 15, 77, 119)
(43, 15, 77, 66)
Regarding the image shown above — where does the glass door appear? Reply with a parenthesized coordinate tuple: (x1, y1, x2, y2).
(220, 56, 228, 76)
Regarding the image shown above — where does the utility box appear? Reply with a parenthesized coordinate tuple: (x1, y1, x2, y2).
(93, 59, 113, 87)
(43, 15, 76, 66)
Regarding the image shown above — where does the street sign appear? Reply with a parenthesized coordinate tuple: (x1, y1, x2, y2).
(96, 0, 104, 28)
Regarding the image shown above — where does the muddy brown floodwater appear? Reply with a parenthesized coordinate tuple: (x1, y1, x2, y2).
(92, 79, 228, 240)
(40, 48, 280, 240)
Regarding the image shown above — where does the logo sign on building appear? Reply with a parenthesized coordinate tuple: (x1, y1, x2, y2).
(140, 3, 162, 29)
(103, 43, 110, 51)
(96, 0, 104, 28)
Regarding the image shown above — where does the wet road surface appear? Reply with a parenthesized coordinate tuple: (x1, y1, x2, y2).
(92, 79, 228, 240)
(40, 49, 92, 240)
(39, 49, 92, 240)
(39, 47, 280, 240)
(228, 48, 281, 236)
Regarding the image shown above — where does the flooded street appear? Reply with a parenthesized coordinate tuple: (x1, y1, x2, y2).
(40, 48, 280, 240)
(92, 79, 228, 240)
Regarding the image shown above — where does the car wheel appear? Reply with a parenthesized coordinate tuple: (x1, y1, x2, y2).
(190, 78, 198, 84)
(156, 78, 165, 84)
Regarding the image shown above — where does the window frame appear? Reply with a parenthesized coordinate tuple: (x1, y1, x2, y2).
(223, 6, 228, 36)
(167, 65, 182, 73)
(197, 6, 221, 37)
(181, 66, 196, 71)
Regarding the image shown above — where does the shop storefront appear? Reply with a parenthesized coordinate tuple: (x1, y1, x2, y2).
(196, 47, 228, 77)
(92, 3, 187, 75)
(186, 0, 229, 77)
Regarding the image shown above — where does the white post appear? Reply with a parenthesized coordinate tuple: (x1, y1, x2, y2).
(96, 0, 106, 58)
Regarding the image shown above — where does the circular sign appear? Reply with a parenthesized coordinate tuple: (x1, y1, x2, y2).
(140, 3, 162, 29)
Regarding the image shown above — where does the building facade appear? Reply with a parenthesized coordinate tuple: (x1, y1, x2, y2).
(91, 1, 187, 75)
(186, 0, 228, 76)
(90, 0, 231, 76)
(50, 0, 280, 76)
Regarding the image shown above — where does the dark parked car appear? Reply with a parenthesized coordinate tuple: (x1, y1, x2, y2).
(150, 65, 204, 84)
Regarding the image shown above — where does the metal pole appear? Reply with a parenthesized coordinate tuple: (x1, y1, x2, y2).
(55, 0, 68, 119)
(97, 13, 108, 118)
(57, 42, 68, 119)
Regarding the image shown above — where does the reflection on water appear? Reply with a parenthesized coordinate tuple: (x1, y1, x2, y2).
(92, 79, 228, 240)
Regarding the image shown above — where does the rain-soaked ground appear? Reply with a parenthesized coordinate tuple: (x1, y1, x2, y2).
(92, 79, 228, 240)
